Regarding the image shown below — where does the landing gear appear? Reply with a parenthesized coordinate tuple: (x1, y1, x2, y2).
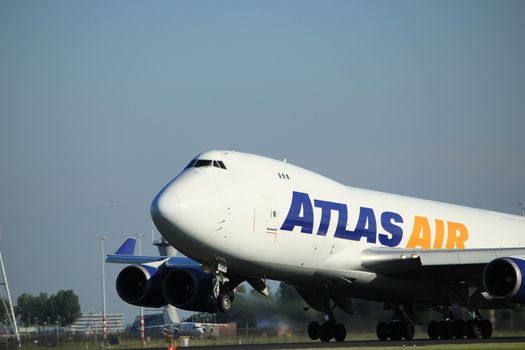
(307, 321, 321, 340)
(464, 318, 492, 339)
(307, 321, 346, 342)
(376, 320, 415, 340)
(217, 289, 233, 313)
(376, 304, 415, 341)
(334, 323, 347, 342)
(306, 296, 347, 342)
(211, 261, 234, 314)
(425, 307, 492, 340)
(453, 319, 466, 339)
(479, 319, 493, 339)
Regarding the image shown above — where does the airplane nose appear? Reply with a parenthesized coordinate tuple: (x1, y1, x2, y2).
(150, 187, 181, 225)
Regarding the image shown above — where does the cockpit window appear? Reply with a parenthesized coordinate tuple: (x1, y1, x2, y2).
(185, 159, 227, 170)
(194, 159, 212, 168)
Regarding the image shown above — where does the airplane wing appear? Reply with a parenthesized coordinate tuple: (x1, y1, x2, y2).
(360, 247, 525, 281)
(106, 237, 200, 267)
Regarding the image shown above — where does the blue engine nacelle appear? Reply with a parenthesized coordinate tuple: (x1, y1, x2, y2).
(162, 267, 214, 313)
(116, 264, 166, 307)
(482, 257, 525, 302)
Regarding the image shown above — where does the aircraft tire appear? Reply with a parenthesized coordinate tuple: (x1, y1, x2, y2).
(217, 292, 232, 313)
(453, 319, 466, 339)
(319, 322, 335, 342)
(307, 321, 321, 340)
(334, 323, 346, 342)
(403, 321, 415, 340)
(466, 320, 481, 339)
(376, 322, 389, 341)
(388, 321, 403, 341)
(427, 320, 440, 340)
(440, 320, 454, 339)
(480, 319, 492, 339)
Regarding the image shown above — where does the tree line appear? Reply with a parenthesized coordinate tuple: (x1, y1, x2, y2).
(1, 290, 81, 326)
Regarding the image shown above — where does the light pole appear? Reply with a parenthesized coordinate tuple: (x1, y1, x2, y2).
(134, 233, 146, 345)
(97, 236, 108, 344)
(56, 316, 60, 347)
(34, 317, 39, 344)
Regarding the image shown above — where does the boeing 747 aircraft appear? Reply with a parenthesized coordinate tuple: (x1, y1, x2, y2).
(108, 151, 525, 342)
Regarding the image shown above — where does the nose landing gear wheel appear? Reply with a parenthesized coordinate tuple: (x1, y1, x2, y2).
(217, 291, 232, 313)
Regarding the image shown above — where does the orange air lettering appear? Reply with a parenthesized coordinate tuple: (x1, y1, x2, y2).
(406, 216, 431, 249)
(433, 219, 445, 249)
(446, 221, 469, 249)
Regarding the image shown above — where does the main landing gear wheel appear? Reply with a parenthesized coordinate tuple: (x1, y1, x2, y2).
(308, 321, 321, 340)
(466, 320, 481, 339)
(307, 295, 347, 342)
(376, 320, 414, 341)
(439, 320, 454, 339)
(427, 318, 492, 340)
(403, 321, 415, 340)
(376, 303, 415, 341)
(453, 319, 466, 339)
(334, 323, 347, 342)
(319, 322, 334, 342)
(427, 320, 440, 340)
(376, 322, 389, 341)
(314, 321, 346, 342)
(479, 319, 493, 339)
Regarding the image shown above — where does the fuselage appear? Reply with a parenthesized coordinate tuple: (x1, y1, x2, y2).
(150, 150, 525, 301)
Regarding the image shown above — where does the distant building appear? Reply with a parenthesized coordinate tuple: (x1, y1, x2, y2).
(70, 314, 125, 334)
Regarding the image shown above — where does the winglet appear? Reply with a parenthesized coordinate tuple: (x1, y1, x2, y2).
(115, 238, 136, 255)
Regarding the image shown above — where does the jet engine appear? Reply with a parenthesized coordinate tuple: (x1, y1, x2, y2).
(162, 267, 214, 312)
(482, 257, 525, 302)
(116, 264, 166, 307)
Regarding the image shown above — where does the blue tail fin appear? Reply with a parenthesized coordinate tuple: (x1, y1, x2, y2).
(114, 238, 136, 255)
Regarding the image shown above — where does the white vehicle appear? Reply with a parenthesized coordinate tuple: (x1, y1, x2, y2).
(108, 151, 525, 342)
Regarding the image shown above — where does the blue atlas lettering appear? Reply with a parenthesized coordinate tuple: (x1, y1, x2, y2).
(378, 212, 403, 247)
(313, 199, 347, 236)
(333, 207, 376, 243)
(280, 191, 404, 247)
(280, 191, 314, 233)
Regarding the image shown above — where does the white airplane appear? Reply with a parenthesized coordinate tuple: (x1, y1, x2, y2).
(144, 305, 223, 338)
(108, 150, 525, 342)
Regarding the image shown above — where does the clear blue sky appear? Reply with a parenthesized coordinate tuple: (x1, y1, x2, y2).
(1, 0, 524, 323)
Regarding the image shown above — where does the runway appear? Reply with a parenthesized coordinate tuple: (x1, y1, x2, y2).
(139, 336, 525, 350)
